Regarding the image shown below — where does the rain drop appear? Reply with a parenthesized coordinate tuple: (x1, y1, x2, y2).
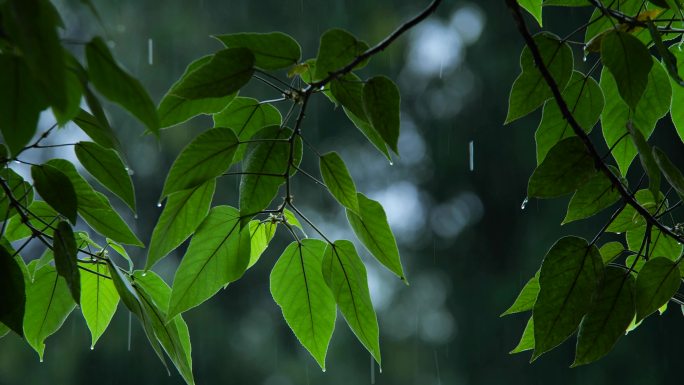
(321, 368, 326, 373)
(125, 167, 134, 176)
(389, 160, 394, 166)
(39, 358, 43, 363)
(90, 346, 94, 351)
(157, 202, 162, 208)
(582, 55, 587, 62)
(133, 214, 138, 219)
(142, 272, 147, 277)
(520, 197, 529, 210)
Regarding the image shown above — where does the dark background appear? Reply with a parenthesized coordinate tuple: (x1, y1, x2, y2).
(1, 0, 683, 384)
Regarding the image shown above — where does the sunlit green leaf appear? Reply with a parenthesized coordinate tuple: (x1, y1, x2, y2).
(627, 225, 682, 261)
(532, 236, 603, 359)
(635, 257, 681, 322)
(599, 241, 625, 265)
(320, 152, 359, 213)
(501, 274, 539, 316)
(518, 0, 543, 25)
(247, 220, 276, 268)
(510, 316, 535, 354)
(653, 147, 684, 203)
(346, 193, 405, 281)
(161, 128, 239, 197)
(323, 240, 381, 364)
(168, 206, 250, 319)
(607, 190, 663, 233)
(214, 32, 301, 70)
(343, 107, 391, 161)
(270, 239, 336, 370)
(528, 137, 596, 198)
(563, 166, 621, 224)
(4, 201, 58, 242)
(601, 31, 652, 109)
(630, 126, 661, 202)
(75, 141, 136, 213)
(73, 109, 121, 151)
(80, 262, 119, 348)
(363, 76, 401, 154)
(146, 180, 215, 269)
(86, 37, 159, 134)
(573, 266, 635, 366)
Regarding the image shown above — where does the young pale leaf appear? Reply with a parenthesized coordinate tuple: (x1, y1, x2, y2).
(629, 126, 660, 202)
(323, 241, 381, 365)
(517, 0, 543, 25)
(0, 245, 25, 337)
(599, 242, 625, 265)
(161, 128, 239, 197)
(527, 137, 596, 198)
(146, 180, 215, 269)
(172, 48, 254, 100)
(331, 73, 367, 121)
(505, 32, 573, 123)
(600, 31, 652, 109)
(532, 236, 603, 359)
(213, 32, 301, 70)
(362, 76, 401, 154)
(0, 55, 47, 155)
(24, 265, 76, 360)
(132, 271, 194, 385)
(535, 71, 603, 163)
(563, 166, 621, 224)
(510, 317, 535, 354)
(343, 107, 391, 161)
(653, 147, 684, 203)
(80, 262, 119, 348)
(53, 221, 80, 304)
(31, 164, 77, 224)
(85, 37, 159, 134)
(168, 206, 250, 319)
(346, 193, 405, 281)
(270, 240, 336, 370)
(319, 152, 359, 213)
(213, 97, 282, 162)
(501, 274, 539, 316)
(106, 260, 169, 373)
(283, 208, 304, 231)
(314, 29, 369, 81)
(73, 109, 121, 151)
(46, 159, 143, 246)
(158, 55, 236, 129)
(247, 220, 276, 268)
(600, 61, 671, 175)
(635, 257, 681, 322)
(239, 126, 302, 220)
(573, 266, 635, 366)
(75, 141, 136, 212)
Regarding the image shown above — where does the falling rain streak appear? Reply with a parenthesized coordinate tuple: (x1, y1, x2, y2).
(127, 312, 132, 351)
(371, 355, 375, 384)
(520, 196, 528, 210)
(468, 140, 474, 171)
(148, 38, 153, 65)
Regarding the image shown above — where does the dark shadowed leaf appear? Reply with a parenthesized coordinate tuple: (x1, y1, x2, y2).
(635, 257, 681, 322)
(31, 164, 77, 224)
(363, 76, 401, 154)
(601, 30, 652, 109)
(314, 29, 369, 81)
(214, 32, 301, 70)
(563, 166, 622, 224)
(0, 245, 25, 337)
(528, 137, 596, 198)
(53, 221, 80, 304)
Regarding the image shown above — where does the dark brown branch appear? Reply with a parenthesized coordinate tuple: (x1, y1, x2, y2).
(505, 0, 684, 245)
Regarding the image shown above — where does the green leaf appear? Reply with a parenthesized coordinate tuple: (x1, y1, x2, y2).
(45, 159, 143, 246)
(75, 141, 136, 212)
(73, 109, 121, 151)
(0, 168, 33, 220)
(0, 55, 47, 155)
(527, 137, 596, 198)
(247, 220, 276, 268)
(2, 0, 67, 110)
(635, 257, 681, 322)
(171, 48, 254, 100)
(532, 236, 603, 359)
(510, 316, 535, 354)
(131, 271, 194, 385)
(158, 55, 236, 129)
(629, 125, 661, 202)
(518, 0, 543, 25)
(573, 266, 635, 366)
(653, 147, 684, 203)
(5, 201, 58, 242)
(213, 32, 301, 70)
(627, 225, 682, 261)
(600, 61, 671, 175)
(161, 128, 239, 197)
(80, 262, 119, 348)
(535, 71, 603, 163)
(146, 180, 215, 269)
(31, 164, 77, 224)
(608, 190, 663, 233)
(168, 206, 250, 319)
(0, 244, 25, 337)
(270, 239, 336, 370)
(85, 37, 159, 134)
(314, 29, 369, 81)
(106, 238, 134, 270)
(647, 20, 684, 86)
(239, 126, 302, 219)
(53, 52, 84, 124)
(322, 240, 381, 364)
(331, 73, 367, 122)
(501, 274, 539, 316)
(600, 31, 653, 109)
(563, 166, 622, 224)
(599, 242, 625, 264)
(362, 76, 401, 154)
(24, 264, 76, 360)
(343, 107, 391, 161)
(213, 97, 282, 162)
(283, 208, 304, 231)
(667, 48, 684, 143)
(505, 32, 573, 123)
(346, 193, 406, 281)
(53, 221, 80, 304)
(319, 152, 359, 213)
